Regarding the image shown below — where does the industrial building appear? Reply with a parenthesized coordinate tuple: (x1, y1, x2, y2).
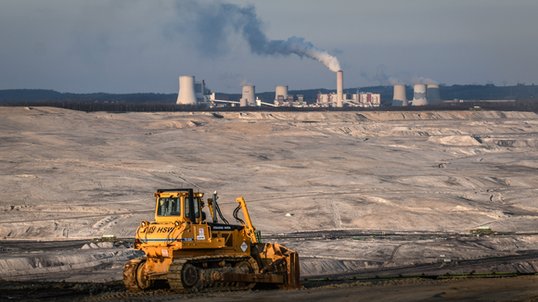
(316, 92, 381, 108)
(353, 93, 381, 107)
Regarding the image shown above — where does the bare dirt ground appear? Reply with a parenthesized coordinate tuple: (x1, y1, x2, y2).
(2, 275, 538, 301)
(1, 106, 537, 301)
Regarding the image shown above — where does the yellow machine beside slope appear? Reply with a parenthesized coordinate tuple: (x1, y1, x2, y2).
(123, 188, 300, 293)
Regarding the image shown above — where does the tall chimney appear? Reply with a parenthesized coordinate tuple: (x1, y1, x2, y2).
(176, 75, 197, 105)
(336, 70, 343, 108)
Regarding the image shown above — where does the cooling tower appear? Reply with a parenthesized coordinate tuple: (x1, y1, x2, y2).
(412, 83, 428, 106)
(336, 70, 343, 107)
(275, 85, 288, 102)
(426, 84, 441, 105)
(176, 75, 197, 105)
(392, 84, 408, 107)
(241, 84, 256, 107)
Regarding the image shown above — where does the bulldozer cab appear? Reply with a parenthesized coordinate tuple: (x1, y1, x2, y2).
(154, 188, 204, 224)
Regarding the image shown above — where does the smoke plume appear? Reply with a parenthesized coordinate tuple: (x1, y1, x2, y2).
(174, 0, 341, 72)
(359, 66, 438, 86)
(413, 76, 438, 85)
(360, 65, 402, 85)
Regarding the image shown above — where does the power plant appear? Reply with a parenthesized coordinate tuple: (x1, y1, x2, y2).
(176, 68, 380, 109)
(174, 71, 443, 109)
(169, 0, 448, 109)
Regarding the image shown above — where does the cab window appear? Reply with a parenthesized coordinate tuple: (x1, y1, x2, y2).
(184, 197, 200, 221)
(157, 197, 180, 216)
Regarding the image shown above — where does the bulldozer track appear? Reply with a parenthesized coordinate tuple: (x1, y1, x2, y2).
(167, 255, 258, 293)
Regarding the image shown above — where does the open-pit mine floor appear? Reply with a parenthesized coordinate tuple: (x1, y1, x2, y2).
(1, 107, 537, 300)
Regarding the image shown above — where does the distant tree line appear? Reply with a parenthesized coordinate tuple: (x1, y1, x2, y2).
(1, 84, 537, 108)
(0, 89, 176, 105)
(2, 100, 537, 113)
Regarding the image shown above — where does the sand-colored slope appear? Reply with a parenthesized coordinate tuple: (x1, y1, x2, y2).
(0, 107, 537, 240)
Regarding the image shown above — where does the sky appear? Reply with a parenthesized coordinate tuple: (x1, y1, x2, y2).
(1, 0, 537, 93)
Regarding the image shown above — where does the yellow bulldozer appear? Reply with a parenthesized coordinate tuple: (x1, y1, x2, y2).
(123, 188, 300, 293)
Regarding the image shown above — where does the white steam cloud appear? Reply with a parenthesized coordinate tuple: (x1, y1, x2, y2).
(174, 1, 341, 72)
(412, 76, 438, 85)
(360, 66, 438, 86)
